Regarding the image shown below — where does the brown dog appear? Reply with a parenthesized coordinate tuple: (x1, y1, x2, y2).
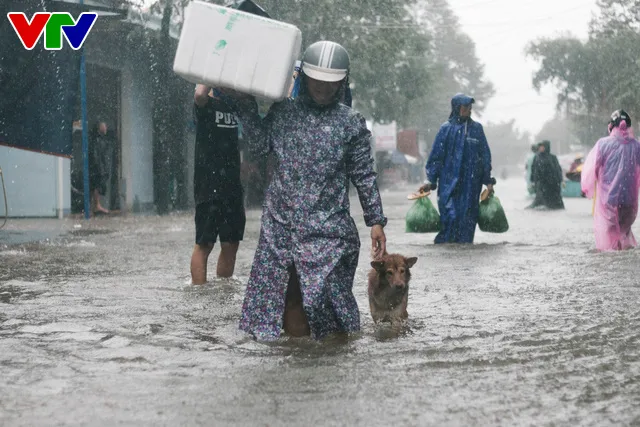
(368, 254, 418, 324)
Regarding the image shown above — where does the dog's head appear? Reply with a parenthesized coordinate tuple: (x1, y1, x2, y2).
(370, 254, 418, 291)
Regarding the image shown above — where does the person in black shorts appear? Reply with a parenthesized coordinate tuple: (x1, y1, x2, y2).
(191, 84, 246, 284)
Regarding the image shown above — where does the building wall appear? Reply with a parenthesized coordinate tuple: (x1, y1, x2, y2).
(84, 20, 156, 212)
(3, 11, 190, 217)
(120, 65, 155, 211)
(185, 112, 196, 209)
(180, 86, 198, 209)
(0, 147, 70, 217)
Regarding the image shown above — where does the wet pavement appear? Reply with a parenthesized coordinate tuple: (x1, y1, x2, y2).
(1, 178, 640, 426)
(0, 218, 68, 246)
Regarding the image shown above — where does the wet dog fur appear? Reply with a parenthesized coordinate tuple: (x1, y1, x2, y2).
(368, 254, 418, 324)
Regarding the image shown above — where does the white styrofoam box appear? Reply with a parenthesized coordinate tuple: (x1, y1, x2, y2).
(173, 1, 302, 101)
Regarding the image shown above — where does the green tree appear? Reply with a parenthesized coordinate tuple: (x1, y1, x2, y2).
(534, 115, 583, 155)
(404, 0, 495, 145)
(253, 0, 433, 123)
(591, 0, 640, 33)
(124, 0, 493, 128)
(527, 0, 640, 146)
(117, 0, 495, 204)
(483, 120, 532, 170)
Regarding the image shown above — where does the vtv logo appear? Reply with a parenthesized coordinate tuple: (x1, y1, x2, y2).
(7, 12, 98, 51)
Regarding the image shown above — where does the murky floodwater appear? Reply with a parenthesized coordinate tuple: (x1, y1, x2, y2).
(1, 179, 640, 426)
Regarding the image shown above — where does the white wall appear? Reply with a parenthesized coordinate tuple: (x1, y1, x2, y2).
(0, 146, 70, 217)
(120, 66, 154, 210)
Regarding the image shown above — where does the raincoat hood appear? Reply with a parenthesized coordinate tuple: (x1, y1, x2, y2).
(449, 93, 475, 122)
(610, 125, 636, 142)
(539, 140, 551, 153)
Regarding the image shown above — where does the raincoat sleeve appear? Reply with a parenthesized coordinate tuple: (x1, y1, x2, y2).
(347, 115, 387, 227)
(553, 155, 564, 183)
(219, 94, 275, 156)
(581, 141, 600, 199)
(479, 125, 493, 185)
(425, 125, 448, 186)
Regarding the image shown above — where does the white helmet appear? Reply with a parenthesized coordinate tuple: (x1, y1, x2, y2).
(302, 41, 350, 82)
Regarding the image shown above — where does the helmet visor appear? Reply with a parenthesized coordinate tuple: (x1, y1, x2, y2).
(302, 63, 347, 82)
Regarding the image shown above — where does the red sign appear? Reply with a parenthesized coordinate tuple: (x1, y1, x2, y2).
(397, 129, 419, 158)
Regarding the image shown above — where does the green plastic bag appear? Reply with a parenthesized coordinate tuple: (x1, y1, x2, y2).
(406, 196, 441, 233)
(478, 194, 509, 233)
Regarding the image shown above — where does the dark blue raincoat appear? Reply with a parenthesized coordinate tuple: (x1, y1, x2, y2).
(425, 94, 493, 243)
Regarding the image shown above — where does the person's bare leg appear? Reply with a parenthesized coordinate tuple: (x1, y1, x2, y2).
(283, 266, 310, 337)
(93, 188, 109, 214)
(217, 242, 239, 278)
(191, 243, 213, 285)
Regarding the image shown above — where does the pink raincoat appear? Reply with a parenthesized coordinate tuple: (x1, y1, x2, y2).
(581, 124, 640, 251)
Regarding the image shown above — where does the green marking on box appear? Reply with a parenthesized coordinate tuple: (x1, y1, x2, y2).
(225, 13, 240, 31)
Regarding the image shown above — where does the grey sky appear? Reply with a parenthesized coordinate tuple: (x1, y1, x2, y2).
(447, 0, 597, 136)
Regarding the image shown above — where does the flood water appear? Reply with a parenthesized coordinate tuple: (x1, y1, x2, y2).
(1, 178, 640, 426)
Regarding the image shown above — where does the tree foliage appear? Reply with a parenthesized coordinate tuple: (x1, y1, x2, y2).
(237, 0, 433, 124)
(527, 0, 640, 146)
(483, 120, 532, 170)
(124, 0, 492, 129)
(408, 0, 494, 141)
(114, 0, 495, 209)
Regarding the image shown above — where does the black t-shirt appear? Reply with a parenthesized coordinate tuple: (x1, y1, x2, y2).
(193, 97, 242, 205)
